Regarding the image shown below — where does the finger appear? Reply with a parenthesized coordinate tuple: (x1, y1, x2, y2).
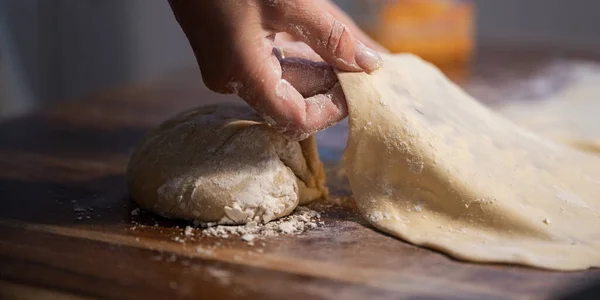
(239, 50, 345, 141)
(303, 83, 348, 134)
(263, 1, 383, 73)
(273, 4, 388, 53)
(169, 0, 259, 94)
(319, 0, 389, 53)
(274, 39, 323, 61)
(280, 57, 337, 97)
(275, 32, 297, 43)
(236, 48, 307, 139)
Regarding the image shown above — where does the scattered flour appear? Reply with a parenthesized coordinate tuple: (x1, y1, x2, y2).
(73, 204, 94, 220)
(202, 207, 321, 244)
(184, 226, 194, 236)
(206, 267, 232, 286)
(196, 246, 215, 256)
(241, 233, 256, 242)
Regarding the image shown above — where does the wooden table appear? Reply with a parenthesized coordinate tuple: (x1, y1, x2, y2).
(1, 46, 600, 300)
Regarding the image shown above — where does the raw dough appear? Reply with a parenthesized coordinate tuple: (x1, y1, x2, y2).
(126, 104, 327, 225)
(491, 60, 600, 154)
(338, 53, 600, 271)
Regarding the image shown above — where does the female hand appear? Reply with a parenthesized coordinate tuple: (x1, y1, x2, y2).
(168, 0, 385, 140)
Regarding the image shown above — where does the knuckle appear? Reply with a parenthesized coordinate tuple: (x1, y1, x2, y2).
(194, 49, 232, 93)
(197, 54, 243, 94)
(291, 112, 310, 133)
(200, 71, 228, 93)
(325, 19, 348, 58)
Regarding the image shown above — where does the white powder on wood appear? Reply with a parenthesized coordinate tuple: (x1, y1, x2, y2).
(196, 246, 215, 256)
(206, 267, 232, 286)
(241, 233, 256, 242)
(202, 207, 321, 244)
(184, 226, 194, 236)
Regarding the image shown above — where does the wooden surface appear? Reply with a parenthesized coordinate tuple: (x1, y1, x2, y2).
(2, 46, 600, 300)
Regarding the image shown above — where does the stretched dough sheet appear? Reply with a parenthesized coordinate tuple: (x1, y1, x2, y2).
(471, 59, 600, 154)
(337, 53, 600, 271)
(317, 59, 600, 156)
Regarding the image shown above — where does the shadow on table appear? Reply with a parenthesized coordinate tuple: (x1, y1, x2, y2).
(0, 174, 206, 230)
(0, 175, 130, 225)
(557, 280, 600, 300)
(0, 116, 148, 156)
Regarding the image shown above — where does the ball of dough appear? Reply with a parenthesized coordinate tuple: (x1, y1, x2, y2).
(126, 104, 327, 225)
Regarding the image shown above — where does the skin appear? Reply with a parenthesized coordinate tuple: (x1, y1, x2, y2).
(168, 0, 387, 141)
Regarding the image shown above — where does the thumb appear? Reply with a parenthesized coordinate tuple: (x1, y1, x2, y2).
(265, 1, 383, 73)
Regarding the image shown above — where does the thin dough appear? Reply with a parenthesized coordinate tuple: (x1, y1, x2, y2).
(338, 54, 600, 271)
(492, 60, 600, 154)
(126, 104, 327, 225)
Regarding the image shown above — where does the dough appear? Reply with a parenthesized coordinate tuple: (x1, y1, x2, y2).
(491, 60, 600, 154)
(338, 53, 600, 271)
(126, 104, 327, 225)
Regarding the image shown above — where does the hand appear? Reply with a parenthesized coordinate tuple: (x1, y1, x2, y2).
(168, 0, 385, 141)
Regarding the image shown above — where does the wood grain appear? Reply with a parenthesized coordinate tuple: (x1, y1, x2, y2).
(1, 46, 600, 300)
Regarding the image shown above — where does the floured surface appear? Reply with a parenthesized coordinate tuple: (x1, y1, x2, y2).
(201, 207, 322, 244)
(338, 53, 600, 271)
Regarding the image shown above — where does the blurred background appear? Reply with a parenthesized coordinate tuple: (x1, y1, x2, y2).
(1, 0, 600, 120)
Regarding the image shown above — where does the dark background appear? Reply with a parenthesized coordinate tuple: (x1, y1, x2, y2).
(1, 0, 599, 119)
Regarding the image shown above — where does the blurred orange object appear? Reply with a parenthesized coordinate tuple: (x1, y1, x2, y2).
(364, 0, 475, 70)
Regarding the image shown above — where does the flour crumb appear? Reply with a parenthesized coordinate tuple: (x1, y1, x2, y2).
(131, 208, 140, 216)
(202, 207, 321, 242)
(206, 267, 232, 286)
(277, 221, 297, 234)
(368, 211, 384, 222)
(241, 233, 256, 243)
(367, 211, 404, 222)
(414, 203, 423, 212)
(543, 218, 551, 225)
(73, 206, 87, 213)
(184, 226, 194, 236)
(196, 246, 215, 256)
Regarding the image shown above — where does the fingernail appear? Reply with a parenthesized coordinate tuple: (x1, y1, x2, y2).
(355, 42, 383, 72)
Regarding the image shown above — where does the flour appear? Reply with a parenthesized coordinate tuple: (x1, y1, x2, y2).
(74, 204, 94, 220)
(225, 80, 243, 95)
(202, 207, 321, 244)
(275, 79, 294, 101)
(195, 246, 215, 256)
(184, 226, 194, 236)
(206, 267, 232, 286)
(191, 149, 298, 225)
(305, 95, 326, 112)
(241, 233, 256, 242)
(366, 210, 402, 222)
